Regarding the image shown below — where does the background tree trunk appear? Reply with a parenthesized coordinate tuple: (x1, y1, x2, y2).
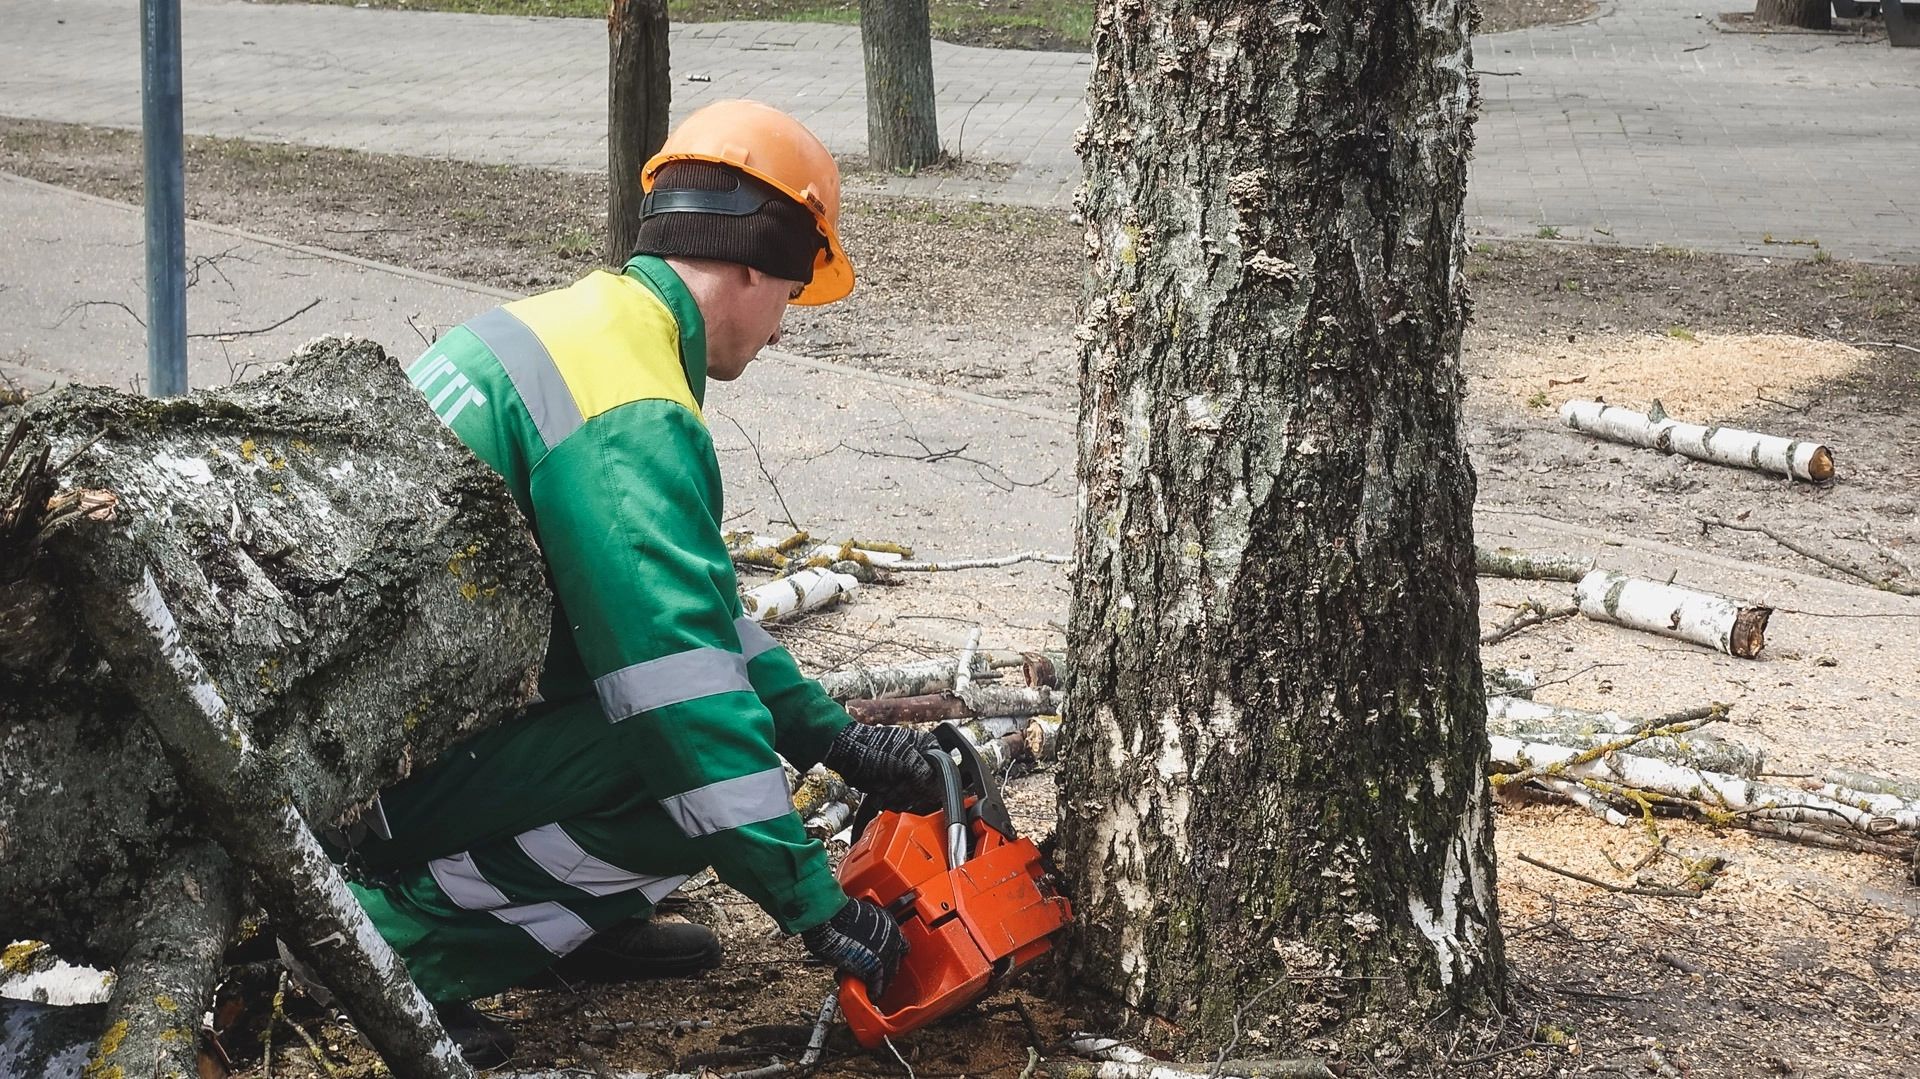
(607, 0, 670, 265)
(1754, 0, 1833, 27)
(1060, 0, 1503, 1057)
(859, 0, 940, 170)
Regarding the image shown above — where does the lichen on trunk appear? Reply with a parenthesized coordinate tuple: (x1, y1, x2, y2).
(1059, 0, 1503, 1059)
(1, 337, 549, 968)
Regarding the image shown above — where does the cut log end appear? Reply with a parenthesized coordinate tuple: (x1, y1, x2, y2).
(1806, 445, 1835, 484)
(1729, 606, 1772, 658)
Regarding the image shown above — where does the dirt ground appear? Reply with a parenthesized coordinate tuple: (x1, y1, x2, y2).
(4, 118, 1919, 1077)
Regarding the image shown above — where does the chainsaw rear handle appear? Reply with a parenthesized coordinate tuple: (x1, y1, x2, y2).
(923, 745, 968, 868)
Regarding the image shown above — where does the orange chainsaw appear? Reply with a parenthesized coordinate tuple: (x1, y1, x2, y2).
(834, 721, 1073, 1049)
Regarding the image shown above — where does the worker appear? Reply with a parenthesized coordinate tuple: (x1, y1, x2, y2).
(340, 101, 934, 1067)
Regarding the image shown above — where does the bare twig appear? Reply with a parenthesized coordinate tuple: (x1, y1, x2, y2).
(1856, 340, 1920, 356)
(189, 298, 323, 340)
(888, 551, 1072, 572)
(1481, 601, 1579, 645)
(1701, 517, 1918, 595)
(1516, 853, 1703, 899)
(1530, 662, 1623, 691)
(883, 1036, 917, 1079)
(723, 413, 801, 531)
(837, 435, 1059, 493)
(53, 299, 145, 329)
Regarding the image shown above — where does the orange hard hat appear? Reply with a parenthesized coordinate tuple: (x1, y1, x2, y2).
(643, 100, 853, 306)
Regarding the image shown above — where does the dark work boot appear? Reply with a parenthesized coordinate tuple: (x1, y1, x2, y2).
(434, 1001, 516, 1070)
(530, 917, 724, 988)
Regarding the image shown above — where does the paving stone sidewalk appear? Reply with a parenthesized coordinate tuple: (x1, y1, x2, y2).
(2, 0, 1917, 260)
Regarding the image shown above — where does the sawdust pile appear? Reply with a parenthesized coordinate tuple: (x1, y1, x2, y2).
(1482, 332, 1869, 418)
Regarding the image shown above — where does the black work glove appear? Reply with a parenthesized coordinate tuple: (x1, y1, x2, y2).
(824, 722, 942, 811)
(801, 898, 909, 999)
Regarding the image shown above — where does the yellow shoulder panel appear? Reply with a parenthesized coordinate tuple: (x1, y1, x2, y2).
(502, 270, 702, 424)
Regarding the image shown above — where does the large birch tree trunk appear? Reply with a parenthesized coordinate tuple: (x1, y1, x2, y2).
(1060, 0, 1503, 1056)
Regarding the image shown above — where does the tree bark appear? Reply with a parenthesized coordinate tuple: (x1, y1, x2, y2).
(1754, 0, 1833, 28)
(1, 339, 549, 964)
(607, 0, 670, 266)
(1061, 0, 1502, 1056)
(859, 0, 940, 170)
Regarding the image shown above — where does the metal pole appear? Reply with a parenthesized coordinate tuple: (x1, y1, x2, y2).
(141, 0, 189, 397)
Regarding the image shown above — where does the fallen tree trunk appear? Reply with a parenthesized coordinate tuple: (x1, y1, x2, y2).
(1575, 569, 1772, 657)
(1475, 546, 1594, 582)
(815, 654, 993, 702)
(1, 338, 550, 1075)
(1559, 399, 1835, 484)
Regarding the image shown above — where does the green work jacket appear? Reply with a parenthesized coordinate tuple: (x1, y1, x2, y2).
(404, 256, 851, 933)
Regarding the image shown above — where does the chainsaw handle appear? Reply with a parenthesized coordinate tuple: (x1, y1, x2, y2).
(933, 722, 1016, 839)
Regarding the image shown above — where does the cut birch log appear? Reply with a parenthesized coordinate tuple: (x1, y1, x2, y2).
(1559, 398, 1835, 484)
(741, 567, 860, 622)
(1487, 697, 1761, 777)
(846, 693, 974, 725)
(1574, 569, 1772, 657)
(1475, 547, 1595, 582)
(1537, 777, 1634, 826)
(954, 627, 982, 698)
(958, 684, 1059, 718)
(1026, 716, 1062, 763)
(1487, 736, 1920, 836)
(815, 654, 992, 701)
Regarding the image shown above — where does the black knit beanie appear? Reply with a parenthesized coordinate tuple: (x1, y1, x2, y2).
(633, 161, 825, 284)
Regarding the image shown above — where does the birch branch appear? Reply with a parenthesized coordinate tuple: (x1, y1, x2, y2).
(1575, 570, 1772, 657)
(725, 530, 908, 571)
(1488, 735, 1920, 836)
(954, 627, 981, 698)
(1491, 713, 1730, 790)
(1481, 600, 1580, 644)
(1536, 777, 1633, 826)
(741, 568, 860, 623)
(1475, 546, 1594, 582)
(1560, 398, 1836, 484)
(885, 551, 1072, 572)
(92, 844, 240, 1079)
(1061, 1037, 1331, 1079)
(89, 567, 472, 1079)
(1821, 769, 1920, 803)
(1487, 697, 1760, 776)
(1699, 517, 1919, 596)
(815, 655, 992, 701)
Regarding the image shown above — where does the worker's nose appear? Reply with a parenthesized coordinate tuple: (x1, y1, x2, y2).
(767, 324, 783, 347)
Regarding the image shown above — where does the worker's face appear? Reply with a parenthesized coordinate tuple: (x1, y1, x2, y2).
(709, 267, 805, 381)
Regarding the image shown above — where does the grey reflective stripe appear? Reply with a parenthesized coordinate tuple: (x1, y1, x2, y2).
(428, 851, 510, 911)
(465, 306, 584, 451)
(490, 902, 596, 956)
(659, 766, 793, 838)
(735, 617, 779, 661)
(514, 823, 690, 903)
(595, 647, 752, 722)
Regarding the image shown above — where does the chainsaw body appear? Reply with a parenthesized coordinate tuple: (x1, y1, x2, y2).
(834, 722, 1072, 1049)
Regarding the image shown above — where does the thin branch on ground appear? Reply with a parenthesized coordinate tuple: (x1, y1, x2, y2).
(53, 299, 145, 329)
(837, 434, 1059, 492)
(1530, 662, 1624, 691)
(1700, 516, 1918, 596)
(1210, 974, 1291, 1078)
(1517, 852, 1703, 899)
(1481, 600, 1579, 645)
(189, 297, 323, 339)
(888, 551, 1072, 572)
(1856, 340, 1920, 356)
(884, 1036, 918, 1079)
(723, 412, 801, 531)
